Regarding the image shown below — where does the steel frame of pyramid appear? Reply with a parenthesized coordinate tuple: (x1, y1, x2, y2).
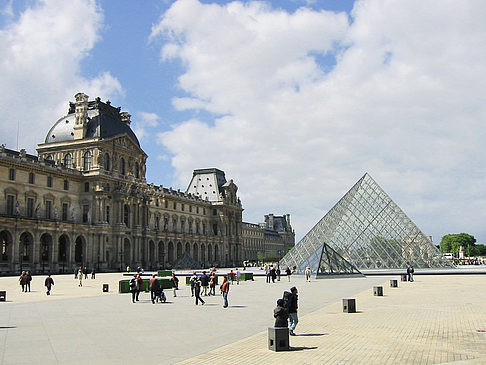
(280, 173, 454, 273)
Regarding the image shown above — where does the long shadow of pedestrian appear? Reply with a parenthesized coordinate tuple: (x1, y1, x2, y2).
(289, 346, 318, 351)
(0, 326, 16, 329)
(228, 305, 247, 308)
(295, 333, 327, 337)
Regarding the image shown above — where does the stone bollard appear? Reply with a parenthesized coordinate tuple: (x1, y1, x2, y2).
(342, 298, 356, 313)
(400, 274, 408, 281)
(390, 279, 398, 287)
(102, 284, 109, 292)
(373, 286, 383, 296)
(0, 291, 6, 302)
(268, 327, 289, 351)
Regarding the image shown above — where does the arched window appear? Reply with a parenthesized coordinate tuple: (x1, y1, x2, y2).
(135, 162, 139, 178)
(120, 158, 125, 175)
(83, 151, 92, 171)
(123, 204, 130, 227)
(104, 153, 110, 171)
(64, 154, 72, 168)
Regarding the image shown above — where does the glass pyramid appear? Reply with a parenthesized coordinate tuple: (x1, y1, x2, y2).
(280, 173, 454, 272)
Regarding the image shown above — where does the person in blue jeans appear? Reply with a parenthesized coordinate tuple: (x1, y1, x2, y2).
(287, 286, 299, 335)
(407, 265, 414, 282)
(221, 276, 230, 308)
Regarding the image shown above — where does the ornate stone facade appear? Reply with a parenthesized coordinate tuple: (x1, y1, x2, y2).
(0, 94, 242, 274)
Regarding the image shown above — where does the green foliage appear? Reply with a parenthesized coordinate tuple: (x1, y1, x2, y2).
(440, 233, 477, 257)
(470, 244, 486, 256)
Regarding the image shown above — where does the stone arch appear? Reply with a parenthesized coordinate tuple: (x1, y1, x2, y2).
(177, 242, 182, 260)
(0, 230, 12, 262)
(124, 238, 131, 266)
(168, 241, 174, 265)
(104, 153, 110, 171)
(193, 243, 199, 263)
(19, 231, 33, 264)
(207, 244, 212, 264)
(185, 242, 190, 254)
(214, 244, 219, 262)
(40, 233, 52, 264)
(58, 234, 69, 263)
(149, 240, 155, 268)
(200, 244, 206, 266)
(158, 241, 165, 263)
(74, 236, 86, 264)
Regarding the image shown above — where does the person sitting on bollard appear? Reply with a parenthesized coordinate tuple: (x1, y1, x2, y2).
(274, 299, 289, 328)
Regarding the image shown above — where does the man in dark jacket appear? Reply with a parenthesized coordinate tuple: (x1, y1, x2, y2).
(44, 275, 54, 295)
(274, 299, 289, 327)
(200, 271, 209, 296)
(287, 286, 298, 335)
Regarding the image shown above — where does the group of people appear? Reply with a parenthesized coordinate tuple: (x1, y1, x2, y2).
(74, 267, 96, 287)
(265, 264, 281, 283)
(189, 270, 230, 307)
(273, 286, 299, 335)
(18, 271, 32, 292)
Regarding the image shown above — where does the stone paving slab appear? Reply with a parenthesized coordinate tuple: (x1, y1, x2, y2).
(176, 275, 486, 365)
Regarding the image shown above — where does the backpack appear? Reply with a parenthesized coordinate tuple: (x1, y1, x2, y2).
(129, 278, 137, 290)
(282, 291, 291, 309)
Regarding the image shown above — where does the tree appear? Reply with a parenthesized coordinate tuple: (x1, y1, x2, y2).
(440, 233, 476, 257)
(471, 244, 486, 256)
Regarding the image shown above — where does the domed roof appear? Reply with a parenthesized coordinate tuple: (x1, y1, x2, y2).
(44, 97, 140, 147)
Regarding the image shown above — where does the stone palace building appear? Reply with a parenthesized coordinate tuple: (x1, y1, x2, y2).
(0, 93, 243, 274)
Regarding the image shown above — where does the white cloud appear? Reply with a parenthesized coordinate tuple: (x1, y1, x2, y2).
(132, 112, 160, 141)
(0, 0, 122, 153)
(152, 0, 486, 243)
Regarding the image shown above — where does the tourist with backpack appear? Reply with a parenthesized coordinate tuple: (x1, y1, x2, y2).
(129, 275, 138, 303)
(284, 286, 299, 335)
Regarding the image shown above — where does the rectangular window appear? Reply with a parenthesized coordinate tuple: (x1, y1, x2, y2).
(63, 180, 69, 190)
(173, 202, 176, 210)
(196, 206, 199, 214)
(8, 168, 15, 181)
(82, 204, 89, 223)
(45, 201, 52, 219)
(164, 200, 168, 209)
(28, 172, 35, 184)
(156, 199, 159, 207)
(84, 182, 89, 192)
(6, 195, 14, 215)
(203, 208, 206, 215)
(27, 198, 34, 217)
(62, 203, 68, 221)
(213, 224, 218, 235)
(106, 206, 110, 223)
(189, 205, 192, 213)
(181, 204, 185, 211)
(47, 176, 52, 187)
(213, 209, 217, 216)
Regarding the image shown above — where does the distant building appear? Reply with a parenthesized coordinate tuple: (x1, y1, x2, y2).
(242, 214, 295, 262)
(0, 93, 242, 274)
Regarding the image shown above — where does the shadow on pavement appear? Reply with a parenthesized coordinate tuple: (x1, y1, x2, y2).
(289, 346, 318, 351)
(296, 333, 327, 337)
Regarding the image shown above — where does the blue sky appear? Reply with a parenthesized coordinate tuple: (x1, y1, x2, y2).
(1, 0, 486, 244)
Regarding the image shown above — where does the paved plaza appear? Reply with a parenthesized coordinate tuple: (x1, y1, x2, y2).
(0, 270, 485, 364)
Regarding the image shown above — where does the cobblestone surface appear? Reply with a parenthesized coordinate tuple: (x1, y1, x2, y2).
(176, 275, 486, 365)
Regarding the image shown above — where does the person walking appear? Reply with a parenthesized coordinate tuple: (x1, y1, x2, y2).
(287, 286, 299, 335)
(407, 264, 414, 282)
(221, 275, 230, 308)
(129, 275, 138, 303)
(136, 274, 143, 301)
(274, 298, 289, 327)
(265, 265, 271, 283)
(84, 267, 88, 279)
(19, 271, 26, 292)
(78, 267, 83, 287)
(74, 267, 78, 279)
(276, 267, 281, 281)
(170, 273, 179, 297)
(209, 271, 216, 296)
(194, 277, 205, 305)
(190, 272, 197, 297)
(200, 271, 209, 296)
(149, 274, 160, 304)
(91, 268, 96, 279)
(305, 267, 311, 282)
(25, 271, 32, 292)
(236, 268, 241, 285)
(270, 266, 276, 283)
(286, 266, 292, 282)
(45, 274, 54, 295)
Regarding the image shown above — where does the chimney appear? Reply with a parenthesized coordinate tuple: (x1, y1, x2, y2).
(73, 92, 89, 140)
(120, 112, 131, 125)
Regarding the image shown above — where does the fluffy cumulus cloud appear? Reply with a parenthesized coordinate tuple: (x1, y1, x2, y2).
(132, 112, 160, 141)
(0, 0, 122, 153)
(152, 0, 486, 243)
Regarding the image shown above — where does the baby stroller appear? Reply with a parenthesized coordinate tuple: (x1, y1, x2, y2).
(155, 288, 166, 303)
